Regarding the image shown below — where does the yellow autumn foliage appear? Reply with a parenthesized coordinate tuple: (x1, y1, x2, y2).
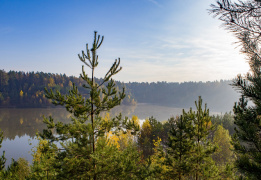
(68, 80, 73, 87)
(141, 119, 151, 136)
(32, 138, 49, 163)
(20, 118, 23, 125)
(105, 115, 140, 150)
(150, 137, 170, 175)
(19, 90, 24, 97)
(106, 131, 120, 149)
(131, 115, 140, 127)
(204, 119, 212, 129)
(48, 77, 55, 87)
(106, 131, 133, 150)
(103, 113, 110, 122)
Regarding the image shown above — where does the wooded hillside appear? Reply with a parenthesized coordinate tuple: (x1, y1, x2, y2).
(0, 70, 238, 112)
(125, 80, 239, 112)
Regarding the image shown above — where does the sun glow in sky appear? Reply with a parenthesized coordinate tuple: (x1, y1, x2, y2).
(0, 0, 249, 82)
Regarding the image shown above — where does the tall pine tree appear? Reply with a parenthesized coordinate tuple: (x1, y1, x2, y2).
(192, 97, 217, 180)
(210, 1, 261, 178)
(163, 97, 218, 180)
(37, 31, 139, 179)
(165, 113, 194, 180)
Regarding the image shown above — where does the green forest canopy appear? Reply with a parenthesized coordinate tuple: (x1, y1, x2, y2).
(0, 69, 238, 112)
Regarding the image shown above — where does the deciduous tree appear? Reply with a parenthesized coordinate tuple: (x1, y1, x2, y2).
(212, 125, 234, 165)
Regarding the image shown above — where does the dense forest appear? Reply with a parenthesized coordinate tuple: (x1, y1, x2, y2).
(0, 69, 237, 112)
(0, 111, 236, 179)
(0, 70, 136, 108)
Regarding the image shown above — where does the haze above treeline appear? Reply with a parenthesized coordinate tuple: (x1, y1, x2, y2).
(0, 69, 239, 112)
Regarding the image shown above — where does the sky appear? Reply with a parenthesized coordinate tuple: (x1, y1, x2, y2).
(0, 0, 249, 83)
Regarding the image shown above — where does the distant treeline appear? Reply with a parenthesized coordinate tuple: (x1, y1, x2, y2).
(0, 70, 239, 112)
(0, 70, 136, 108)
(125, 80, 239, 112)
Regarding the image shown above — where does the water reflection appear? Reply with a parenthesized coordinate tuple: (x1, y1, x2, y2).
(0, 104, 185, 166)
(1, 135, 38, 167)
(0, 104, 184, 140)
(0, 108, 71, 140)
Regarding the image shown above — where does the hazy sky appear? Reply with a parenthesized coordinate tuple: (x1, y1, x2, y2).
(0, 0, 249, 82)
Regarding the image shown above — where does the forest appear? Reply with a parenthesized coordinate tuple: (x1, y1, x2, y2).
(0, 70, 136, 108)
(125, 80, 238, 112)
(0, 0, 261, 179)
(0, 69, 237, 112)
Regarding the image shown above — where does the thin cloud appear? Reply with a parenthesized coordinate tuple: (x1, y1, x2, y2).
(146, 0, 162, 7)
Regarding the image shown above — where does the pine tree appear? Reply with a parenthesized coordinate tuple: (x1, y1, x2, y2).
(233, 95, 261, 179)
(210, 1, 261, 178)
(38, 31, 139, 179)
(163, 97, 218, 180)
(192, 97, 218, 180)
(165, 114, 194, 180)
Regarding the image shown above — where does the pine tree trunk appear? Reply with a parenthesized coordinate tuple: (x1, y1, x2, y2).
(91, 63, 96, 180)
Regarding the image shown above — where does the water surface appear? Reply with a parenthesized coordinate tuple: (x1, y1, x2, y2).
(0, 104, 188, 166)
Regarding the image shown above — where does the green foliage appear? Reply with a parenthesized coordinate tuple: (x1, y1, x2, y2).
(163, 97, 218, 180)
(211, 112, 235, 135)
(91, 138, 148, 180)
(0, 129, 30, 180)
(164, 113, 195, 179)
(1, 158, 30, 180)
(30, 136, 58, 179)
(149, 116, 164, 141)
(210, 0, 261, 179)
(232, 96, 261, 179)
(35, 31, 140, 179)
(0, 69, 238, 111)
(218, 163, 238, 180)
(189, 97, 218, 179)
(0, 129, 6, 172)
(212, 125, 238, 179)
(138, 119, 153, 158)
(138, 116, 166, 158)
(212, 125, 234, 165)
(0, 69, 136, 108)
